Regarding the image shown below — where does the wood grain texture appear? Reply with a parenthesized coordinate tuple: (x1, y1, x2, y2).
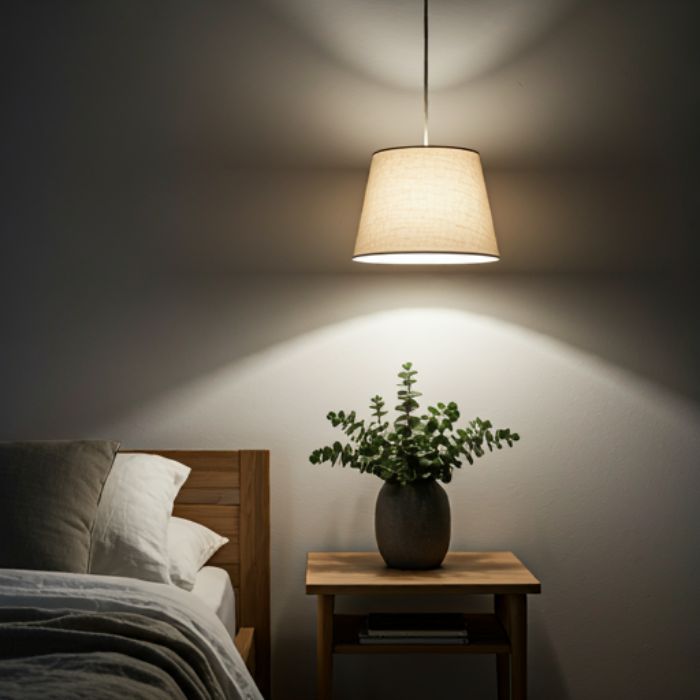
(317, 595, 334, 700)
(497, 652, 511, 700)
(177, 487, 240, 505)
(121, 449, 271, 697)
(496, 594, 511, 699)
(239, 450, 271, 699)
(234, 627, 256, 672)
(306, 552, 537, 700)
(172, 504, 240, 541)
(507, 594, 528, 700)
(306, 551, 541, 595)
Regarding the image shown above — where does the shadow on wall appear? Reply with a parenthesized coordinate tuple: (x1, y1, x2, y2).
(257, 0, 582, 90)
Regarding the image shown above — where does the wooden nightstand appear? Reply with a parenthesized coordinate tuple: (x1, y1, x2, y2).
(306, 551, 541, 700)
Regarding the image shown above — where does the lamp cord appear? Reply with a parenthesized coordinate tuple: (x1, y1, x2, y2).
(423, 0, 429, 146)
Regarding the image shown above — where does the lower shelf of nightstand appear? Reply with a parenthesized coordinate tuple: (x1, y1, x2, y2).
(333, 613, 510, 655)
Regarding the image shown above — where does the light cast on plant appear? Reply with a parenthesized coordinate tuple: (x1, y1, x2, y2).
(309, 362, 520, 486)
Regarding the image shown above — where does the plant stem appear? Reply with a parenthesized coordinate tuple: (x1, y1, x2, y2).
(405, 375, 412, 436)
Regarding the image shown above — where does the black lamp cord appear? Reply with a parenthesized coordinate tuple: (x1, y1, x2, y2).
(423, 0, 429, 146)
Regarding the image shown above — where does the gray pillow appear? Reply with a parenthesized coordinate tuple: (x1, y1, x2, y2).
(0, 440, 119, 573)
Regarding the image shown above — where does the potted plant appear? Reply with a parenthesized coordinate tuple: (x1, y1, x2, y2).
(310, 363, 520, 570)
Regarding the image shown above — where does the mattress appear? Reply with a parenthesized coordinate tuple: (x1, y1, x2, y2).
(191, 565, 236, 638)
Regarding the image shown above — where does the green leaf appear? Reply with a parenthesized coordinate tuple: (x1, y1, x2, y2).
(310, 363, 520, 484)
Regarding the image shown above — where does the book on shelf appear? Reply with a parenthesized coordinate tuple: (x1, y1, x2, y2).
(365, 613, 469, 639)
(358, 631, 469, 646)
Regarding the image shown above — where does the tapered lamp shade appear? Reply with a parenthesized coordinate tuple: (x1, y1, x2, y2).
(353, 146, 499, 264)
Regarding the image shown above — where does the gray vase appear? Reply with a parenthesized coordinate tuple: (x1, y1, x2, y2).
(375, 479, 451, 570)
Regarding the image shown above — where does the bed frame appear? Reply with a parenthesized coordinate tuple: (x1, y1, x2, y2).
(122, 449, 271, 698)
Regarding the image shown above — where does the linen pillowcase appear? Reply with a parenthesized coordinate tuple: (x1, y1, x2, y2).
(0, 440, 119, 573)
(91, 453, 190, 583)
(168, 516, 229, 591)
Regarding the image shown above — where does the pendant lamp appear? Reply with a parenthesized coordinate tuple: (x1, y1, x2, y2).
(352, 0, 499, 265)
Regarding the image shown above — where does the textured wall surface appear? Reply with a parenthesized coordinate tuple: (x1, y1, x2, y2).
(1, 273, 698, 699)
(2, 1, 700, 698)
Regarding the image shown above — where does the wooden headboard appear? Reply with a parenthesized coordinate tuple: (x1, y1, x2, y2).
(122, 449, 270, 698)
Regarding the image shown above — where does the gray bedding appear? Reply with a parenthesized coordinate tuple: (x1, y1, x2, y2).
(0, 440, 119, 573)
(0, 607, 227, 699)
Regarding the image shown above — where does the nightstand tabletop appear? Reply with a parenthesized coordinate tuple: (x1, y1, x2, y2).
(306, 551, 541, 595)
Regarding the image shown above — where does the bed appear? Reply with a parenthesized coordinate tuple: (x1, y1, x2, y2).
(0, 447, 271, 699)
(192, 565, 238, 637)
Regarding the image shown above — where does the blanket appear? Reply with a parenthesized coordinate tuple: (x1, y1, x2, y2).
(0, 607, 226, 699)
(0, 569, 261, 700)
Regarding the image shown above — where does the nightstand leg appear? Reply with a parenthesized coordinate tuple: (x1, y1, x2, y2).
(495, 595, 511, 700)
(506, 594, 527, 700)
(316, 594, 334, 700)
(496, 654, 511, 700)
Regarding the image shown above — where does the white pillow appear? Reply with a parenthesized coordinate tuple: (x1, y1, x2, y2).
(91, 453, 190, 583)
(168, 516, 229, 591)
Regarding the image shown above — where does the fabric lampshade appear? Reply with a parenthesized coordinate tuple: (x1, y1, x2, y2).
(353, 146, 499, 264)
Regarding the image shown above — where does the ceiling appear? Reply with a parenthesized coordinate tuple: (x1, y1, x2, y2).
(2, 0, 699, 274)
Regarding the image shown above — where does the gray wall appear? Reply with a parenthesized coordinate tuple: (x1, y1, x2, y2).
(1, 272, 698, 699)
(2, 1, 699, 698)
